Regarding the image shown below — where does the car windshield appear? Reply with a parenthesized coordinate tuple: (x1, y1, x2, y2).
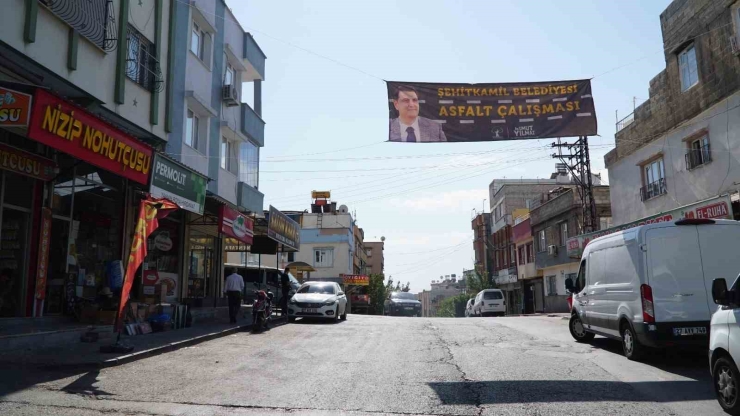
(298, 284, 335, 294)
(483, 291, 503, 300)
(391, 292, 416, 300)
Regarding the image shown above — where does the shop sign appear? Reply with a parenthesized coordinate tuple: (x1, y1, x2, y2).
(219, 205, 254, 245)
(342, 274, 369, 286)
(224, 237, 250, 252)
(0, 142, 56, 181)
(34, 208, 52, 300)
(154, 232, 173, 251)
(142, 269, 178, 301)
(28, 89, 153, 185)
(566, 194, 734, 258)
(149, 154, 207, 215)
(495, 275, 518, 285)
(312, 191, 331, 199)
(267, 205, 300, 251)
(0, 87, 32, 127)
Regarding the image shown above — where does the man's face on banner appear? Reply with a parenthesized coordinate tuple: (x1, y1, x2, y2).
(393, 90, 419, 121)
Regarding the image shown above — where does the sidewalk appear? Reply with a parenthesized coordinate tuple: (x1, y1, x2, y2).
(0, 313, 288, 370)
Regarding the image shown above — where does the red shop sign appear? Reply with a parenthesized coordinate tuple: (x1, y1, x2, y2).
(219, 205, 254, 245)
(27, 89, 153, 184)
(0, 142, 56, 181)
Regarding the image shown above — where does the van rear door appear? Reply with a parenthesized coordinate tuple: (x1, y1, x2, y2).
(696, 223, 740, 316)
(646, 225, 710, 323)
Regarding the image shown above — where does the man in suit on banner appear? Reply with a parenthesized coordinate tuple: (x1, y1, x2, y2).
(389, 85, 447, 143)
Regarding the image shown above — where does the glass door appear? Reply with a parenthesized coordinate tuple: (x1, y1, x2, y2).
(0, 208, 29, 317)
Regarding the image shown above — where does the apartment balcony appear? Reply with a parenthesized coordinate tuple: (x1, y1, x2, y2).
(237, 182, 264, 214)
(241, 103, 265, 147)
(640, 178, 667, 201)
(243, 33, 266, 81)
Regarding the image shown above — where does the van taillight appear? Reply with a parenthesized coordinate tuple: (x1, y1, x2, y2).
(640, 284, 655, 324)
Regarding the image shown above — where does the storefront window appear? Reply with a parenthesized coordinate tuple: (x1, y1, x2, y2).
(4, 173, 34, 208)
(187, 232, 215, 298)
(142, 215, 181, 302)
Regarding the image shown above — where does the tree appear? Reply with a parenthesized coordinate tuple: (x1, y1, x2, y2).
(436, 294, 470, 318)
(367, 273, 387, 315)
(466, 269, 495, 294)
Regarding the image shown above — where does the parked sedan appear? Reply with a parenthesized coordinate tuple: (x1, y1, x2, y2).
(288, 282, 347, 322)
(385, 292, 422, 316)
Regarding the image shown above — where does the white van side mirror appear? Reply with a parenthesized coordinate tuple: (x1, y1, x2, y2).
(712, 278, 732, 306)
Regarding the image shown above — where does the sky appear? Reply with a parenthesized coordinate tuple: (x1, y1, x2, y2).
(228, 0, 672, 293)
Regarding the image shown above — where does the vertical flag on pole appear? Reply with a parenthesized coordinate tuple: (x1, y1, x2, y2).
(115, 197, 178, 333)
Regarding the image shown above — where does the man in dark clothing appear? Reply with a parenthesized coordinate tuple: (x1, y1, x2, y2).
(224, 268, 244, 324)
(280, 267, 291, 317)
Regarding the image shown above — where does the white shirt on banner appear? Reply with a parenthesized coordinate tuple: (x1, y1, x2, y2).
(224, 273, 244, 292)
(399, 118, 421, 142)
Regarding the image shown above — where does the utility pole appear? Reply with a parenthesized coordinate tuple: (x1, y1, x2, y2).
(551, 136, 598, 233)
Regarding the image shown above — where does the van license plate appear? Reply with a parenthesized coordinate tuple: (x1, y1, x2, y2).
(673, 327, 706, 336)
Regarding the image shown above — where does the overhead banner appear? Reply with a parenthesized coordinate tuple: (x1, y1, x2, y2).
(566, 195, 733, 258)
(150, 154, 207, 215)
(267, 206, 300, 251)
(219, 205, 254, 246)
(386, 80, 596, 142)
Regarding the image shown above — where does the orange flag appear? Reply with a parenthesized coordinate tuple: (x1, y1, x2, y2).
(115, 197, 178, 332)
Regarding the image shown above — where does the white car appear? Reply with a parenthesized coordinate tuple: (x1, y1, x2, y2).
(473, 289, 506, 317)
(709, 277, 740, 415)
(464, 298, 475, 317)
(288, 282, 347, 322)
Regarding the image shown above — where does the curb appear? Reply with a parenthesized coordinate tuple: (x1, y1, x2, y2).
(102, 317, 289, 368)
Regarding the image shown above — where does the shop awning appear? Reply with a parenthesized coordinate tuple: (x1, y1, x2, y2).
(285, 261, 315, 272)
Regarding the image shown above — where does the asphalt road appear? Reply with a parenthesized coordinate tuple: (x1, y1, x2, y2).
(0, 314, 725, 415)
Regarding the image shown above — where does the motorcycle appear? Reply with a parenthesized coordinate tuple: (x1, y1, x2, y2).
(252, 289, 274, 333)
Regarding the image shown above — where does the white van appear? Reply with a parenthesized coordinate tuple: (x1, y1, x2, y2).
(473, 289, 506, 317)
(565, 218, 740, 360)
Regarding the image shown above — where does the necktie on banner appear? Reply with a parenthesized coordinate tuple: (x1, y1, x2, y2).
(115, 197, 179, 333)
(405, 127, 416, 142)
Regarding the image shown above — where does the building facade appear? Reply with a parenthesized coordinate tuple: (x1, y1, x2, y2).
(606, 0, 740, 225)
(365, 241, 384, 276)
(295, 207, 355, 284)
(512, 215, 543, 314)
(353, 225, 367, 275)
(419, 276, 466, 317)
(530, 186, 611, 313)
(471, 212, 492, 279)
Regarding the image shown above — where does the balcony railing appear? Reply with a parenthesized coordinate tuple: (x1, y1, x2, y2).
(685, 144, 711, 170)
(40, 0, 118, 51)
(640, 178, 667, 201)
(616, 111, 634, 132)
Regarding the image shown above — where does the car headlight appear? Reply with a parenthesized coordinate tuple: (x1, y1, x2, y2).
(324, 299, 336, 305)
(289, 298, 297, 304)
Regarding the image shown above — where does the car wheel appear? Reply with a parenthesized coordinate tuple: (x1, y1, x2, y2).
(714, 356, 740, 415)
(340, 306, 347, 321)
(569, 314, 595, 343)
(621, 322, 645, 361)
(334, 306, 340, 323)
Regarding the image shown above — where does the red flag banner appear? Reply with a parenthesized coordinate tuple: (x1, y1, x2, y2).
(115, 197, 178, 332)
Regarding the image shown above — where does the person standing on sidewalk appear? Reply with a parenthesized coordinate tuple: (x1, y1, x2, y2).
(280, 267, 292, 317)
(224, 268, 244, 324)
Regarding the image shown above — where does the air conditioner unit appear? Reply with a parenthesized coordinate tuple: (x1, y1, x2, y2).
(222, 84, 239, 107)
(731, 36, 740, 56)
(547, 245, 558, 256)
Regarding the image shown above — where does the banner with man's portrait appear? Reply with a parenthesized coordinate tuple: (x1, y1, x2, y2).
(386, 80, 597, 143)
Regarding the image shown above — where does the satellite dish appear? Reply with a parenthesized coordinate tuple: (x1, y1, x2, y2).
(338, 204, 349, 213)
(380, 236, 386, 242)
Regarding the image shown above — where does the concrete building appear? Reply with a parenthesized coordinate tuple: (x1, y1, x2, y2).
(353, 225, 367, 275)
(295, 205, 355, 284)
(488, 172, 571, 313)
(606, 0, 740, 225)
(365, 241, 385, 276)
(471, 212, 492, 279)
(512, 214, 543, 314)
(530, 186, 611, 313)
(419, 275, 466, 317)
